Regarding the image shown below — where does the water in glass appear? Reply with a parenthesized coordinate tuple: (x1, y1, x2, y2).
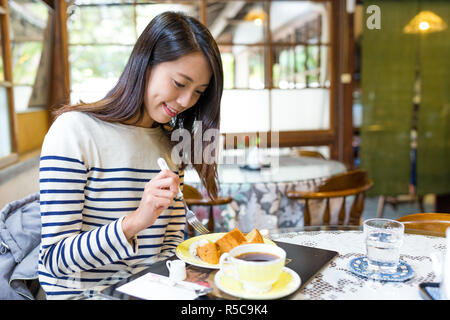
(366, 230, 402, 274)
(364, 218, 404, 275)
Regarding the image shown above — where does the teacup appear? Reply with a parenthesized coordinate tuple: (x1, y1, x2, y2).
(219, 243, 286, 293)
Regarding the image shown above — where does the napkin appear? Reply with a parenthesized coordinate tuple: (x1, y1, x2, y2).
(116, 272, 207, 300)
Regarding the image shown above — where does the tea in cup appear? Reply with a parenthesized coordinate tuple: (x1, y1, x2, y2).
(219, 243, 286, 293)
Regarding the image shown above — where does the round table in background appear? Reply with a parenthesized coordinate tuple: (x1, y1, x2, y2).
(184, 154, 347, 232)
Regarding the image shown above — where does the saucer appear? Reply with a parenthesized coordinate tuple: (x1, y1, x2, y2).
(214, 267, 301, 300)
(349, 256, 414, 282)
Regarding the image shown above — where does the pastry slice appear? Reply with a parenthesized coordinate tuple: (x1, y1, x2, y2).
(196, 242, 220, 264)
(245, 228, 264, 244)
(215, 228, 247, 253)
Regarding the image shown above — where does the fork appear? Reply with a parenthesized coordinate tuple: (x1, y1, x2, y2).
(151, 274, 213, 296)
(167, 280, 213, 296)
(157, 158, 210, 235)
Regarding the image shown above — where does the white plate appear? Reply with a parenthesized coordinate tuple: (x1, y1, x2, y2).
(214, 267, 301, 300)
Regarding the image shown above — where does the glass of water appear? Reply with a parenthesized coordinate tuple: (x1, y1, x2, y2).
(364, 218, 405, 274)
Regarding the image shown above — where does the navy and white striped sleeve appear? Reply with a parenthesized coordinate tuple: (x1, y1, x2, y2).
(39, 115, 137, 277)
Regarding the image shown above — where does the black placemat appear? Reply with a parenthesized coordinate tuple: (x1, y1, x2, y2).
(274, 241, 338, 291)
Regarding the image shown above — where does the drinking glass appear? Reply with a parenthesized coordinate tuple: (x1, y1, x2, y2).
(363, 218, 404, 274)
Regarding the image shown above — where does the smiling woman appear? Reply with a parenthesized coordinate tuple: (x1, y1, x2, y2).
(39, 11, 223, 299)
(138, 51, 212, 127)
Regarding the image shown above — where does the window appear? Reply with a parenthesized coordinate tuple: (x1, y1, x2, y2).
(1, 0, 52, 168)
(9, 0, 51, 112)
(1, 2, 15, 164)
(68, 1, 199, 103)
(67, 0, 335, 149)
(213, 0, 332, 134)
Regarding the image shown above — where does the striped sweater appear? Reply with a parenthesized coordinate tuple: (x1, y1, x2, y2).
(38, 111, 186, 299)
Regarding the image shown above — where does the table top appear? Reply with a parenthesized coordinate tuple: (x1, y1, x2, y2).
(75, 226, 446, 301)
(270, 227, 445, 300)
(184, 154, 347, 184)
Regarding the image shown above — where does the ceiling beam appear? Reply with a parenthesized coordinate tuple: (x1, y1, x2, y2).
(209, 1, 246, 39)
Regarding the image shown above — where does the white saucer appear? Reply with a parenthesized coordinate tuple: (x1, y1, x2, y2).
(214, 267, 301, 300)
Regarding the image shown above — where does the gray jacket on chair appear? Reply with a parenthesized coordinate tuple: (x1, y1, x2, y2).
(0, 193, 41, 299)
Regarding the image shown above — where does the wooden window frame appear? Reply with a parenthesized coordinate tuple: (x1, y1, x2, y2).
(0, 0, 19, 168)
(0, 0, 68, 169)
(203, 0, 353, 167)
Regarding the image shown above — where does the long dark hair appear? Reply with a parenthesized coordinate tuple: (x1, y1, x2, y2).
(55, 11, 223, 198)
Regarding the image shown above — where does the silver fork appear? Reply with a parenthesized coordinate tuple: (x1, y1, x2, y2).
(155, 276, 213, 296)
(157, 158, 210, 235)
(167, 280, 213, 296)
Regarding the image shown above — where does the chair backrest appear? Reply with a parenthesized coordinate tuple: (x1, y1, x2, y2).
(183, 184, 203, 200)
(397, 213, 450, 236)
(297, 149, 326, 159)
(318, 169, 373, 194)
(183, 184, 233, 206)
(287, 169, 374, 226)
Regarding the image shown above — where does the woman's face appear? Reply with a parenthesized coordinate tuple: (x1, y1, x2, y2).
(141, 51, 212, 127)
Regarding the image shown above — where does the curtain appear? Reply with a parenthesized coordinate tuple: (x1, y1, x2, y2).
(29, 11, 53, 108)
(416, 1, 450, 196)
(360, 0, 419, 196)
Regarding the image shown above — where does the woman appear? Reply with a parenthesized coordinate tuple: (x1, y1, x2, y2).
(38, 11, 223, 299)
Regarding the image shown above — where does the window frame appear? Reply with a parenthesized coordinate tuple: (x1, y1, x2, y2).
(0, 0, 19, 168)
(211, 0, 353, 166)
(66, 0, 353, 165)
(208, 0, 337, 151)
(0, 0, 55, 169)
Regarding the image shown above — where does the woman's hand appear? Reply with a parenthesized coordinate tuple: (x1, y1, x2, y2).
(122, 169, 180, 240)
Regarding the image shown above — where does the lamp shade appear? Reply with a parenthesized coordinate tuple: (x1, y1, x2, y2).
(403, 10, 447, 34)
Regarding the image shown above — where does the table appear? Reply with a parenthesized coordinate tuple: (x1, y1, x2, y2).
(184, 152, 347, 232)
(269, 227, 445, 300)
(75, 226, 446, 301)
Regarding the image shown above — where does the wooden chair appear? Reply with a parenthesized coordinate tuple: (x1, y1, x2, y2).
(396, 213, 450, 236)
(286, 169, 374, 226)
(183, 184, 233, 237)
(296, 149, 326, 159)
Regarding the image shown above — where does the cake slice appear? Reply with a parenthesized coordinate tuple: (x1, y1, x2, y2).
(196, 242, 220, 264)
(245, 228, 264, 244)
(215, 228, 247, 253)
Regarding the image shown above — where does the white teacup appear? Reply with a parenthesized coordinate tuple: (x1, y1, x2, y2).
(219, 243, 286, 294)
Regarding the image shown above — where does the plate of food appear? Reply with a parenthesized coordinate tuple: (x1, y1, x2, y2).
(175, 228, 276, 269)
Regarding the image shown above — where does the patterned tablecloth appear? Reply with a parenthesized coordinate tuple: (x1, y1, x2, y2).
(269, 230, 446, 300)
